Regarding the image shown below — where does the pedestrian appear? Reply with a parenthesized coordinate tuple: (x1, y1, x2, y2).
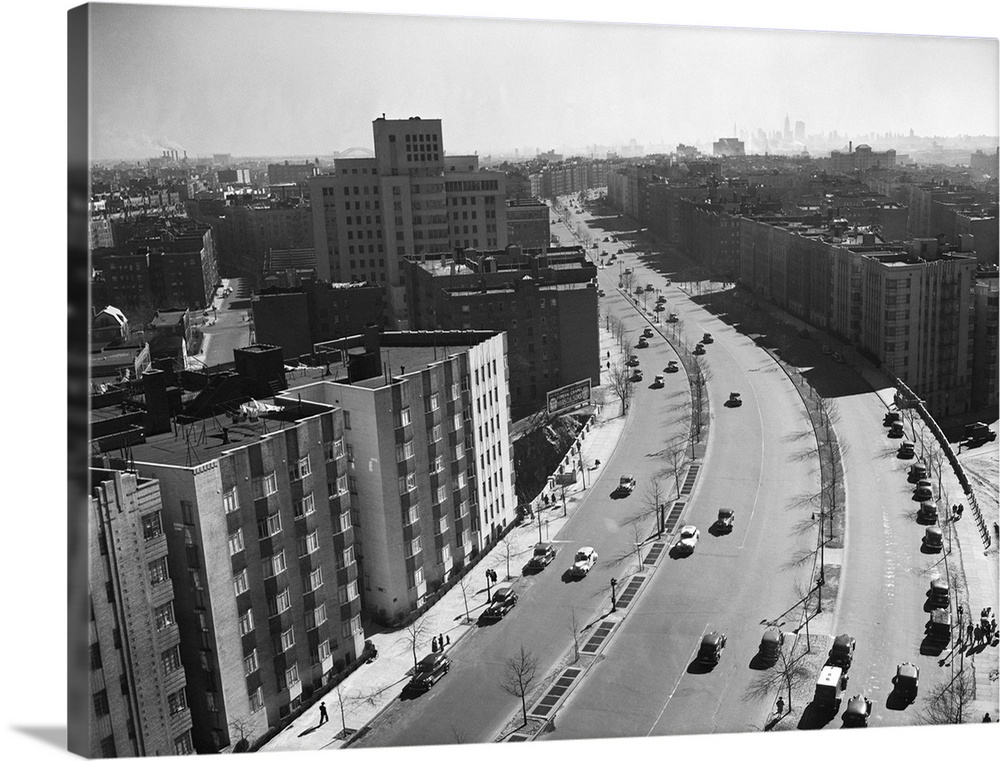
(967, 622, 975, 645)
(775, 696, 784, 715)
(984, 713, 992, 723)
(446, 634, 451, 646)
(974, 624, 983, 645)
(319, 702, 328, 725)
(438, 633, 444, 650)
(431, 637, 439, 653)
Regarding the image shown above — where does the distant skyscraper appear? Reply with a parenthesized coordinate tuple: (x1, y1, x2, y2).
(783, 114, 792, 141)
(795, 120, 806, 143)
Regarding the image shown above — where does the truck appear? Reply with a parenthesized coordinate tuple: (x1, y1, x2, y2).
(813, 665, 846, 712)
(965, 422, 996, 444)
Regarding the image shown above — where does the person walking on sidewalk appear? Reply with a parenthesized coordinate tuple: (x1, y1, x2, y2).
(319, 702, 328, 725)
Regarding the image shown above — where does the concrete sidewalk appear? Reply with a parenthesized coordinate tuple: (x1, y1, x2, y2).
(262, 328, 633, 752)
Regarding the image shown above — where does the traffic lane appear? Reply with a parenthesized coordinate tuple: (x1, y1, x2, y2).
(830, 391, 948, 727)
(545, 314, 818, 739)
(355, 330, 692, 746)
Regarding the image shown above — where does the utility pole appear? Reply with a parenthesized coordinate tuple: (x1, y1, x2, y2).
(610, 578, 618, 612)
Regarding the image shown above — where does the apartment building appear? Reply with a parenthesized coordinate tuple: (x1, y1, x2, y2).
(310, 116, 509, 328)
(828, 144, 896, 173)
(97, 350, 364, 753)
(971, 274, 999, 408)
(505, 198, 551, 248)
(86, 469, 194, 757)
(402, 246, 600, 417)
(267, 160, 320, 186)
(294, 329, 515, 624)
(528, 158, 619, 200)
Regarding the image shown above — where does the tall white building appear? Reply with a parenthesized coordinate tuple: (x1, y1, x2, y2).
(311, 117, 508, 327)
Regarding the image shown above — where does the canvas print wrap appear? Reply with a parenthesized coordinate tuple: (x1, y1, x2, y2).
(68, 2, 999, 757)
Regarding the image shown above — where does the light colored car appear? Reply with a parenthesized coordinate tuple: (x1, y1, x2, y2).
(653, 374, 665, 388)
(665, 360, 679, 373)
(675, 525, 700, 554)
(617, 475, 636, 495)
(570, 546, 598, 577)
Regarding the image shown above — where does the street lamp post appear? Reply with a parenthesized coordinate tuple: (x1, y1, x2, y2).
(610, 577, 618, 612)
(485, 570, 492, 603)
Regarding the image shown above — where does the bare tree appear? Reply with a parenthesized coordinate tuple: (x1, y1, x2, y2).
(501, 645, 540, 726)
(916, 665, 976, 725)
(608, 361, 634, 417)
(228, 714, 256, 753)
(402, 618, 432, 673)
(621, 269, 636, 295)
(643, 477, 667, 537)
(457, 573, 473, 624)
(631, 521, 646, 568)
(658, 437, 688, 501)
(743, 647, 812, 712)
(331, 683, 362, 739)
(499, 533, 516, 580)
(567, 607, 582, 663)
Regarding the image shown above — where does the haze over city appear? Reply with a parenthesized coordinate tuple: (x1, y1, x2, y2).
(89, 2, 998, 162)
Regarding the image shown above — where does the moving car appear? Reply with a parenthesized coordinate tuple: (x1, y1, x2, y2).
(842, 694, 873, 727)
(598, 289, 606, 297)
(759, 627, 784, 663)
(923, 526, 943, 552)
(702, 332, 713, 344)
(631, 369, 644, 382)
(693, 343, 706, 355)
(480, 582, 518, 621)
(569, 546, 598, 577)
(893, 662, 919, 702)
(654, 303, 665, 312)
(656, 295, 667, 304)
(653, 374, 664, 388)
(645, 283, 654, 292)
(527, 541, 557, 570)
(665, 360, 679, 373)
(675, 525, 700, 554)
(667, 313, 679, 322)
(727, 392, 742, 407)
(409, 652, 451, 690)
(828, 634, 856, 669)
(637, 337, 649, 348)
(617, 475, 636, 495)
(627, 355, 640, 367)
(642, 327, 654, 338)
(696, 631, 727, 665)
(714, 507, 735, 533)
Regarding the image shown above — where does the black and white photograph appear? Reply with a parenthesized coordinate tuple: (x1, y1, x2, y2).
(5, 1, 1000, 759)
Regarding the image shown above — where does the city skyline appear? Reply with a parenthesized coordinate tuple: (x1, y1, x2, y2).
(88, 2, 999, 162)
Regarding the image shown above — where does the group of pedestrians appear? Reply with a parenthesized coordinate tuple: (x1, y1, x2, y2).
(950, 503, 965, 521)
(961, 607, 998, 650)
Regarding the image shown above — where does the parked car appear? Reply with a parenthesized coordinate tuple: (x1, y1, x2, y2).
(654, 304, 665, 312)
(631, 369, 644, 382)
(569, 546, 598, 577)
(527, 541, 557, 570)
(667, 313, 679, 322)
(925, 610, 951, 642)
(645, 283, 655, 292)
(917, 501, 938, 524)
(656, 295, 667, 304)
(883, 411, 901, 426)
(702, 332, 713, 344)
(480, 582, 518, 621)
(893, 662, 919, 702)
(653, 374, 665, 388)
(913, 480, 933, 501)
(617, 475, 636, 495)
(642, 327, 654, 338)
(964, 421, 997, 444)
(675, 525, 700, 554)
(635, 286, 644, 295)
(727, 392, 742, 408)
(409, 652, 451, 690)
(928, 578, 949, 608)
(637, 337, 649, 348)
(696, 631, 727, 665)
(665, 360, 679, 373)
(908, 463, 928, 483)
(759, 627, 784, 664)
(693, 343, 706, 355)
(627, 355, 640, 367)
(598, 289, 606, 297)
(714, 507, 735, 533)
(897, 442, 915, 458)
(888, 422, 905, 438)
(923, 526, 943, 552)
(829, 633, 856, 669)
(842, 694, 873, 727)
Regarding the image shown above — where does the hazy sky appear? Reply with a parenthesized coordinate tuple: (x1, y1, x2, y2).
(88, 2, 999, 160)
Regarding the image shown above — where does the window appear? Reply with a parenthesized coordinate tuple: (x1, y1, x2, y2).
(408, 536, 422, 556)
(244, 649, 259, 675)
(93, 689, 110, 717)
(228, 528, 244, 555)
(342, 546, 355, 568)
(318, 640, 332, 662)
(90, 643, 102, 671)
(341, 614, 362, 639)
(347, 476, 358, 494)
(396, 440, 414, 461)
(412, 566, 424, 588)
(257, 512, 282, 539)
(280, 628, 295, 652)
(339, 511, 351, 533)
(436, 486, 447, 504)
(148, 557, 169, 586)
(100, 736, 117, 757)
(154, 602, 175, 631)
(395, 407, 411, 428)
(290, 455, 311, 481)
(308, 567, 323, 591)
(343, 411, 351, 429)
(304, 531, 320, 555)
(168, 689, 188, 716)
(339, 580, 359, 604)
(398, 472, 416, 494)
(253, 473, 278, 500)
(264, 550, 286, 578)
(308, 602, 328, 629)
(233, 569, 249, 596)
(249, 686, 263, 713)
(223, 489, 239, 514)
(433, 455, 443, 473)
(141, 512, 163, 540)
(173, 732, 194, 756)
(162, 644, 182, 675)
(238, 609, 254, 636)
(294, 493, 315, 518)
(346, 443, 355, 464)
(272, 588, 291, 615)
(285, 664, 300, 690)
(405, 504, 418, 525)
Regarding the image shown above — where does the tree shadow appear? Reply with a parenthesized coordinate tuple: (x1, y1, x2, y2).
(796, 701, 838, 729)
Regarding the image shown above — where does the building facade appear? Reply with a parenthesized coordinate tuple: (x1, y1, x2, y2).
(310, 117, 509, 328)
(89, 469, 194, 757)
(505, 198, 551, 248)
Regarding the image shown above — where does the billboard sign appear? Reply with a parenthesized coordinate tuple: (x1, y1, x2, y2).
(546, 378, 592, 416)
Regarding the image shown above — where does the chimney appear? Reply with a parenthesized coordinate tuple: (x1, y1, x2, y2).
(849, 141, 852, 153)
(142, 368, 172, 435)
